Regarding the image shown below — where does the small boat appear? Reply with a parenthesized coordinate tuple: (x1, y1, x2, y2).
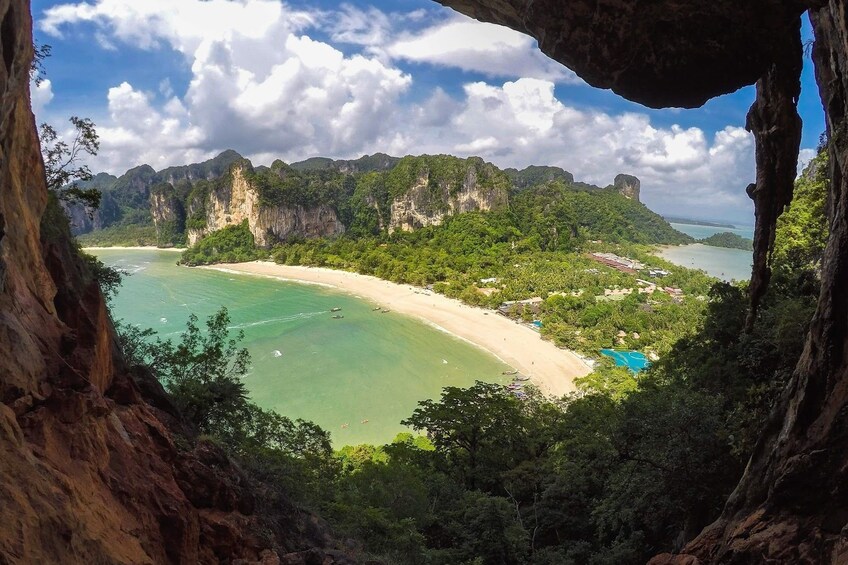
(372, 306, 382, 311)
(331, 307, 342, 312)
(332, 315, 344, 319)
(361, 419, 369, 424)
(502, 370, 519, 375)
(514, 375, 531, 382)
(381, 309, 391, 313)
(273, 350, 283, 358)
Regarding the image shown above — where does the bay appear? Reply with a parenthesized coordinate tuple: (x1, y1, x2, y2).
(670, 222, 755, 240)
(92, 249, 510, 446)
(656, 244, 752, 282)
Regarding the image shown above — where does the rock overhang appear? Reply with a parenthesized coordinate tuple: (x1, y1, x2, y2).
(434, 0, 808, 108)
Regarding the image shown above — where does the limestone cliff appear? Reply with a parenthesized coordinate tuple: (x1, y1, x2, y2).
(387, 156, 509, 232)
(149, 183, 186, 247)
(186, 162, 344, 247)
(614, 174, 641, 202)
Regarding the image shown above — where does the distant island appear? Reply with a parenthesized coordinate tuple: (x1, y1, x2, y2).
(699, 231, 753, 250)
(664, 216, 737, 229)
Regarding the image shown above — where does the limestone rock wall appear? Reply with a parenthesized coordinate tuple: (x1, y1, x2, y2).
(389, 163, 508, 232)
(614, 174, 641, 202)
(188, 164, 344, 247)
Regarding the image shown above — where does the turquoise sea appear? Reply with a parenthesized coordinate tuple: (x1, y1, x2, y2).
(92, 249, 509, 446)
(658, 222, 755, 282)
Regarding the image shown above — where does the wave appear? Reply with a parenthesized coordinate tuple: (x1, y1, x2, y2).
(227, 310, 327, 330)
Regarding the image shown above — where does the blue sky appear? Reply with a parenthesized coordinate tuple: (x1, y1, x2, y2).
(30, 0, 824, 224)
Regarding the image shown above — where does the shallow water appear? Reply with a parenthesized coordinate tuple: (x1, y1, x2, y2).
(656, 243, 753, 282)
(93, 249, 510, 445)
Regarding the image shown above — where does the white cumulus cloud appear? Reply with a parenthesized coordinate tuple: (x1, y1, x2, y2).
(39, 0, 412, 170)
(37, 0, 759, 220)
(387, 16, 580, 83)
(389, 78, 756, 220)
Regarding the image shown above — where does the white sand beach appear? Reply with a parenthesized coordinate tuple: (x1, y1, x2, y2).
(202, 261, 590, 397)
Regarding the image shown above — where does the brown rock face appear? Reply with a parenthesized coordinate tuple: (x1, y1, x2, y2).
(440, 0, 848, 563)
(434, 0, 806, 108)
(0, 2, 348, 563)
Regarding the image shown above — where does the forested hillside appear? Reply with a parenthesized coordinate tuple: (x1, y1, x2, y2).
(76, 150, 690, 250)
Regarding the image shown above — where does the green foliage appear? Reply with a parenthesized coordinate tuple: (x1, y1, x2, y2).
(180, 220, 261, 266)
(248, 160, 349, 209)
(116, 308, 336, 505)
(511, 182, 693, 247)
(81, 252, 124, 303)
(771, 150, 829, 287)
(574, 359, 638, 400)
(505, 165, 574, 189)
(151, 307, 252, 436)
(76, 224, 159, 247)
(40, 116, 101, 213)
(699, 231, 753, 250)
(40, 116, 100, 192)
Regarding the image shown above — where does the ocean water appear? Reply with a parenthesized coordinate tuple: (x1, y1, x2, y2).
(660, 222, 754, 282)
(656, 243, 753, 282)
(93, 249, 509, 446)
(670, 222, 755, 240)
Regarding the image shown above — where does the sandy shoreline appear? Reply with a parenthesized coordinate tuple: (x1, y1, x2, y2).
(202, 261, 590, 396)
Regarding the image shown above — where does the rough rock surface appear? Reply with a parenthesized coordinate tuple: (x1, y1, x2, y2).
(434, 0, 806, 108)
(659, 2, 848, 562)
(0, 2, 351, 563)
(614, 174, 641, 202)
(442, 0, 848, 563)
(389, 160, 508, 232)
(150, 189, 186, 247)
(188, 164, 344, 247)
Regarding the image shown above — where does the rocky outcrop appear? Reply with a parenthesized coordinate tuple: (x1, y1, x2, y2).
(505, 165, 574, 190)
(434, 0, 805, 109)
(149, 184, 186, 247)
(158, 148, 243, 186)
(389, 157, 509, 232)
(188, 164, 344, 247)
(614, 174, 641, 202)
(0, 2, 350, 562)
